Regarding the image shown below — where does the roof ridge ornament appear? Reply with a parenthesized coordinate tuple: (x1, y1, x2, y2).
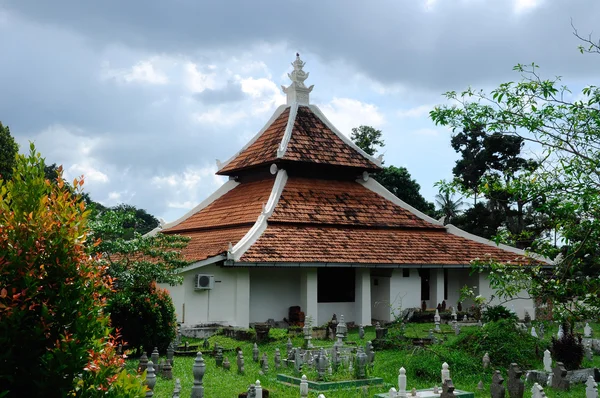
(281, 53, 314, 106)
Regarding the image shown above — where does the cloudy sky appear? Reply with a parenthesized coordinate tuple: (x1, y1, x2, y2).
(1, 0, 598, 222)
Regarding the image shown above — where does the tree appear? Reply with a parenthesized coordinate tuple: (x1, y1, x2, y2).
(351, 125, 384, 156)
(435, 190, 463, 225)
(351, 126, 437, 216)
(430, 34, 600, 325)
(0, 145, 145, 396)
(0, 122, 18, 181)
(89, 209, 189, 354)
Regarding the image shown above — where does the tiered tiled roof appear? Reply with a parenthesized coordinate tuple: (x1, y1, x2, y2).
(161, 54, 542, 266)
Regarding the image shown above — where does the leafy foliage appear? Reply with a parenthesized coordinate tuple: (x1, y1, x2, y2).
(0, 145, 145, 396)
(481, 305, 518, 323)
(551, 328, 584, 371)
(351, 125, 384, 156)
(89, 209, 189, 354)
(0, 121, 18, 181)
(430, 36, 600, 324)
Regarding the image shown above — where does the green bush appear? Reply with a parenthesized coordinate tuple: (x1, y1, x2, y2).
(552, 327, 584, 370)
(268, 328, 289, 341)
(481, 305, 518, 323)
(108, 283, 176, 355)
(450, 319, 543, 369)
(0, 147, 145, 396)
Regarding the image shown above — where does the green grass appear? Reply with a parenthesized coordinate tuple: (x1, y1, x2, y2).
(131, 321, 600, 397)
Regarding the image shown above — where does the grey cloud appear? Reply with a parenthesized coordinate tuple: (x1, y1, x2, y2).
(3, 0, 600, 91)
(194, 80, 247, 104)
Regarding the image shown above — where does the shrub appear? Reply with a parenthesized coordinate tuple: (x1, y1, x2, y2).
(450, 319, 543, 369)
(108, 283, 176, 355)
(0, 146, 145, 396)
(268, 328, 289, 341)
(552, 326, 584, 370)
(481, 305, 518, 323)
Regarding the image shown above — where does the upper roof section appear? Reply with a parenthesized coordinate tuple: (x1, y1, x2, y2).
(217, 55, 382, 176)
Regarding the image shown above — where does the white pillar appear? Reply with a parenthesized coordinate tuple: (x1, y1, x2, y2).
(355, 268, 371, 326)
(432, 269, 444, 306)
(301, 269, 318, 325)
(234, 268, 250, 327)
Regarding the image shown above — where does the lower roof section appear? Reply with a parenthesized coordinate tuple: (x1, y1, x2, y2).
(178, 226, 249, 263)
(238, 224, 536, 265)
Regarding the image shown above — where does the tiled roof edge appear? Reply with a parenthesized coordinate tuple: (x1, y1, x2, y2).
(358, 177, 444, 227)
(276, 103, 298, 158)
(162, 179, 240, 231)
(217, 105, 288, 173)
(445, 224, 554, 265)
(228, 169, 288, 261)
(308, 104, 383, 168)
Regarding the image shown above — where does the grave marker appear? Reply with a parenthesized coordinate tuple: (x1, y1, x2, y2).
(256, 380, 263, 398)
(300, 374, 309, 398)
(441, 379, 455, 398)
(434, 309, 441, 332)
(507, 363, 524, 398)
(223, 356, 231, 371)
(441, 362, 450, 384)
(531, 327, 538, 338)
(585, 323, 593, 338)
(531, 383, 546, 398)
(191, 352, 205, 398)
(551, 362, 570, 391)
(359, 325, 365, 339)
(543, 350, 552, 372)
(398, 367, 407, 398)
(253, 343, 259, 362)
(274, 348, 281, 369)
(490, 370, 506, 398)
(172, 378, 181, 398)
(483, 352, 490, 369)
(586, 375, 598, 398)
(237, 350, 245, 374)
(145, 360, 156, 398)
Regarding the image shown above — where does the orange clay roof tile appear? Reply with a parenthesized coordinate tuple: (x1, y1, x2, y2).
(271, 177, 442, 228)
(177, 227, 249, 263)
(239, 225, 535, 265)
(163, 178, 275, 233)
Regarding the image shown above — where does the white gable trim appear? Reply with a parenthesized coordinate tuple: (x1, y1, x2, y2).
(217, 105, 288, 173)
(162, 179, 240, 230)
(178, 255, 227, 273)
(308, 104, 383, 167)
(445, 224, 554, 265)
(276, 103, 299, 158)
(228, 168, 288, 261)
(358, 178, 444, 226)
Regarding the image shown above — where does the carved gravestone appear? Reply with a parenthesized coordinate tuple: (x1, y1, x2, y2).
(490, 370, 506, 398)
(216, 348, 223, 367)
(138, 352, 149, 373)
(366, 341, 375, 364)
(191, 352, 205, 398)
(586, 375, 598, 398)
(440, 378, 455, 398)
(483, 352, 490, 369)
(162, 358, 173, 379)
(286, 338, 292, 356)
(355, 347, 368, 379)
(253, 343, 259, 362)
(531, 383, 547, 398)
(551, 362, 570, 391)
(359, 325, 365, 339)
(237, 351, 245, 374)
(543, 350, 552, 372)
(477, 380, 483, 390)
(167, 343, 175, 366)
(151, 347, 160, 369)
(531, 327, 538, 338)
(274, 348, 281, 370)
(441, 362, 450, 384)
(223, 356, 231, 371)
(585, 323, 593, 338)
(507, 363, 524, 398)
(398, 367, 407, 398)
(172, 378, 181, 398)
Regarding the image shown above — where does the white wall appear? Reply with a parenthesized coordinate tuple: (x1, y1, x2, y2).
(389, 269, 422, 319)
(447, 269, 479, 309)
(249, 268, 301, 323)
(478, 272, 535, 320)
(355, 268, 371, 326)
(371, 275, 390, 322)
(158, 282, 185, 323)
(169, 264, 251, 327)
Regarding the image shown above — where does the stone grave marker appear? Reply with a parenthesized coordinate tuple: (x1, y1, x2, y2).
(274, 348, 281, 369)
(586, 375, 598, 398)
(507, 363, 524, 398)
(237, 350, 245, 374)
(434, 309, 441, 332)
(389, 387, 398, 398)
(253, 343, 259, 362)
(411, 387, 417, 396)
(585, 323, 593, 338)
(483, 352, 490, 369)
(300, 374, 309, 398)
(441, 378, 455, 398)
(139, 352, 149, 373)
(262, 353, 269, 374)
(398, 367, 407, 398)
(543, 350, 552, 372)
(463, 315, 468, 322)
(531, 383, 546, 398)
(366, 341, 375, 364)
(359, 325, 365, 339)
(191, 352, 205, 398)
(167, 343, 174, 366)
(586, 340, 594, 361)
(145, 360, 156, 397)
(441, 362, 450, 384)
(247, 384, 256, 398)
(216, 347, 223, 367)
(531, 327, 538, 338)
(286, 338, 292, 356)
(256, 380, 263, 398)
(557, 324, 564, 340)
(223, 356, 231, 370)
(477, 380, 483, 390)
(491, 370, 505, 398)
(551, 362, 570, 391)
(172, 378, 181, 398)
(162, 358, 173, 380)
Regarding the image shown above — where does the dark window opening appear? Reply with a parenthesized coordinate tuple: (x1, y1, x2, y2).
(402, 268, 410, 278)
(444, 269, 449, 300)
(318, 268, 355, 303)
(418, 269, 430, 301)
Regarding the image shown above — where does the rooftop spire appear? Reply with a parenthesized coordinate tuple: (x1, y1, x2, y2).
(281, 53, 314, 105)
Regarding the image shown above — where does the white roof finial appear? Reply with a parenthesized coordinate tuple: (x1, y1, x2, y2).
(281, 53, 314, 105)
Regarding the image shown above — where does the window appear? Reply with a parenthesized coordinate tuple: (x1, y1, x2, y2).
(318, 268, 355, 303)
(402, 268, 410, 278)
(418, 269, 430, 301)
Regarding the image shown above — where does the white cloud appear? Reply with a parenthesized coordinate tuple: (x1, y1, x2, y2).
(240, 77, 286, 114)
(184, 62, 217, 92)
(514, 0, 543, 13)
(102, 59, 169, 85)
(193, 107, 247, 126)
(318, 97, 385, 137)
(67, 163, 109, 183)
(397, 104, 435, 119)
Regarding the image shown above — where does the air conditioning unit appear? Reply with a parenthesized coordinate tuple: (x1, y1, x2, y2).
(194, 274, 215, 290)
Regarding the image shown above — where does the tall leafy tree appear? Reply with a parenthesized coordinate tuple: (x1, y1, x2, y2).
(0, 122, 18, 181)
(430, 32, 600, 325)
(435, 190, 463, 225)
(351, 126, 437, 216)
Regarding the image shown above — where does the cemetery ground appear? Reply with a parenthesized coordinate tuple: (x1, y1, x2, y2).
(129, 321, 600, 397)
